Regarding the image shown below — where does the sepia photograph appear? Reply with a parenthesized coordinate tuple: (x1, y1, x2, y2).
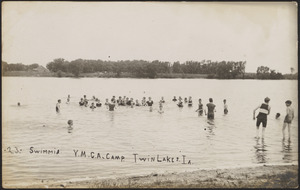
(2, 1, 298, 188)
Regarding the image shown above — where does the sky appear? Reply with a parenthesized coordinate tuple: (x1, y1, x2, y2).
(2, 2, 297, 73)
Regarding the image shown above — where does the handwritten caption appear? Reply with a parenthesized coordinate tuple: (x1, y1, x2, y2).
(3, 146, 192, 164)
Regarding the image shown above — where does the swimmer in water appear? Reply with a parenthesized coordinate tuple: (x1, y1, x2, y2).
(223, 99, 228, 114)
(17, 102, 21, 106)
(79, 98, 85, 106)
(130, 98, 135, 108)
(172, 96, 177, 102)
(90, 102, 96, 110)
(195, 98, 203, 116)
(135, 99, 141, 106)
(126, 97, 131, 106)
(206, 98, 216, 120)
(105, 98, 109, 106)
(68, 120, 73, 128)
(253, 97, 271, 139)
(146, 97, 154, 112)
(67, 120, 73, 133)
(121, 96, 126, 106)
(56, 99, 61, 113)
(177, 99, 183, 108)
(108, 100, 116, 111)
(142, 97, 147, 106)
(188, 96, 193, 107)
(83, 95, 88, 107)
(111, 96, 116, 103)
(96, 99, 102, 107)
(67, 95, 70, 103)
(178, 96, 182, 102)
(158, 100, 164, 113)
(282, 100, 294, 141)
(117, 96, 122, 105)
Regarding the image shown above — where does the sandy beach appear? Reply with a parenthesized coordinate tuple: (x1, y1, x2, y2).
(10, 164, 297, 188)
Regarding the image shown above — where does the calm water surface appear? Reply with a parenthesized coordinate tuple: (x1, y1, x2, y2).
(2, 77, 298, 186)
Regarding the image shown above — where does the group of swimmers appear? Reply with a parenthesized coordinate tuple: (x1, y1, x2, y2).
(77, 95, 155, 111)
(56, 95, 228, 119)
(54, 95, 295, 141)
(253, 97, 295, 141)
(172, 96, 228, 119)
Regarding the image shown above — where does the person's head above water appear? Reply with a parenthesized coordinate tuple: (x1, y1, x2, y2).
(68, 120, 73, 126)
(264, 97, 270, 103)
(209, 98, 213, 103)
(17, 102, 21, 106)
(285, 100, 292, 106)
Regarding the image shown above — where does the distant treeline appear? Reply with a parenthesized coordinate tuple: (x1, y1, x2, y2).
(2, 60, 297, 80)
(2, 61, 39, 71)
(45, 58, 247, 79)
(256, 66, 283, 79)
(256, 66, 298, 80)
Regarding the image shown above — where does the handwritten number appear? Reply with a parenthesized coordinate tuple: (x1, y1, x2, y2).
(7, 147, 13, 153)
(15, 147, 20, 153)
(5, 147, 22, 154)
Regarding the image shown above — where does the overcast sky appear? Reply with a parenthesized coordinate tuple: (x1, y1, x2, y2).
(2, 2, 297, 73)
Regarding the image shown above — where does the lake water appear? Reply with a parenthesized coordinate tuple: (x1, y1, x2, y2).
(2, 77, 298, 187)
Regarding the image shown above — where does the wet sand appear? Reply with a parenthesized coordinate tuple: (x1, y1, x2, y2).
(13, 164, 298, 188)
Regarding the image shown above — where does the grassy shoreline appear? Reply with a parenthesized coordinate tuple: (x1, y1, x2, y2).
(2, 71, 297, 79)
(2, 71, 210, 78)
(6, 164, 298, 188)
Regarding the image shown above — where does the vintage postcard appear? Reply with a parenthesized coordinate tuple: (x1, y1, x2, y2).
(2, 1, 298, 188)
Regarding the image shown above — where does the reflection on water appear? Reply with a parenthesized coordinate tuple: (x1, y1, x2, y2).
(68, 127, 73, 134)
(282, 139, 293, 163)
(253, 138, 269, 164)
(205, 121, 216, 139)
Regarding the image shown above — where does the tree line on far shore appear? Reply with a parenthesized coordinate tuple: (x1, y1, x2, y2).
(2, 59, 297, 80)
(46, 58, 248, 79)
(2, 62, 39, 71)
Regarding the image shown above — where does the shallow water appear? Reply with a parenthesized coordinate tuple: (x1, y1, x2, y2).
(2, 77, 298, 186)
